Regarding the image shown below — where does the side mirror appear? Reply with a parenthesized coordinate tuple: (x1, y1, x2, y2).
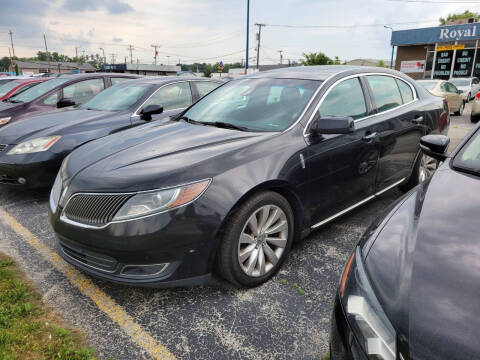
(140, 104, 163, 121)
(57, 98, 76, 108)
(420, 134, 450, 161)
(458, 89, 464, 94)
(310, 116, 355, 135)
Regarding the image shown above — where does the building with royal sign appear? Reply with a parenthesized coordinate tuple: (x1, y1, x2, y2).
(391, 20, 480, 80)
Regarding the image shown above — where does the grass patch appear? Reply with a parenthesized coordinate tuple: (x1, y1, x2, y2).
(0, 253, 97, 360)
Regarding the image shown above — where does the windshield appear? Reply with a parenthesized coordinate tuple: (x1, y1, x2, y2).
(81, 83, 150, 111)
(418, 81, 438, 90)
(453, 131, 480, 175)
(9, 78, 68, 103)
(0, 81, 22, 97)
(449, 79, 470, 87)
(182, 78, 320, 132)
(0, 79, 13, 87)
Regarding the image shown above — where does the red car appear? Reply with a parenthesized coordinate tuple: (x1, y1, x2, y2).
(0, 79, 47, 101)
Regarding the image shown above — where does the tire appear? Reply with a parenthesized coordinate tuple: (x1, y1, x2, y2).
(217, 191, 294, 288)
(399, 152, 438, 192)
(472, 114, 480, 123)
(454, 101, 465, 116)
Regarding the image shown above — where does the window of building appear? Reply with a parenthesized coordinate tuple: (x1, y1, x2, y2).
(434, 50, 454, 80)
(366, 76, 403, 112)
(319, 77, 367, 120)
(453, 49, 475, 77)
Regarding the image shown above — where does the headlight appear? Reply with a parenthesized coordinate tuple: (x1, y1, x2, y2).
(112, 179, 211, 221)
(340, 247, 396, 360)
(8, 136, 61, 155)
(0, 117, 11, 125)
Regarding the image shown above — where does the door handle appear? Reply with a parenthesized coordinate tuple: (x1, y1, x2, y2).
(362, 132, 378, 142)
(412, 116, 423, 124)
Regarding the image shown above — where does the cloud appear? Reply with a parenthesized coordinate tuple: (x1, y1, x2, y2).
(62, 0, 133, 14)
(112, 37, 123, 43)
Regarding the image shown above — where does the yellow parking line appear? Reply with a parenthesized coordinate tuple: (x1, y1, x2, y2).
(0, 208, 177, 360)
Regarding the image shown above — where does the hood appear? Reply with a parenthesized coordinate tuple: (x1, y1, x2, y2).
(64, 120, 270, 193)
(364, 165, 480, 360)
(0, 100, 23, 116)
(0, 108, 121, 144)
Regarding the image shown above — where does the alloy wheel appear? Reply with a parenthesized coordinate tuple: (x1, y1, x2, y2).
(237, 205, 288, 277)
(418, 154, 437, 183)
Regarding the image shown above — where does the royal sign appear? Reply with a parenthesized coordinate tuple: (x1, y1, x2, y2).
(391, 23, 480, 46)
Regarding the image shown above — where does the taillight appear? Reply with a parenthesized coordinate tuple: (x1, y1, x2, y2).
(445, 98, 450, 113)
(475, 92, 480, 100)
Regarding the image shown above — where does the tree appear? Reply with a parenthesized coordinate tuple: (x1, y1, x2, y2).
(439, 10, 478, 25)
(0, 57, 10, 72)
(377, 60, 386, 68)
(300, 52, 332, 66)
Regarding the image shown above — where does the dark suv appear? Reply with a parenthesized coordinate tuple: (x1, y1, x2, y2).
(0, 73, 138, 127)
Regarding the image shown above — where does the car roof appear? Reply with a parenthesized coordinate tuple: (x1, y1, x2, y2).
(244, 65, 404, 81)
(56, 72, 138, 80)
(121, 76, 219, 85)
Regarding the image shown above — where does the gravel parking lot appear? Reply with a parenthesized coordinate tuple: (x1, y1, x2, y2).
(0, 107, 475, 360)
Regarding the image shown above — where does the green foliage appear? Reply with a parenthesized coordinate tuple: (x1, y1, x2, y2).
(0, 254, 97, 360)
(377, 60, 386, 68)
(439, 10, 478, 25)
(300, 52, 341, 66)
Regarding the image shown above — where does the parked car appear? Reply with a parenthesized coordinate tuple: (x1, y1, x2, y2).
(330, 126, 480, 360)
(0, 73, 138, 127)
(449, 76, 480, 101)
(0, 75, 34, 87)
(417, 79, 465, 115)
(0, 77, 222, 188)
(49, 66, 447, 288)
(0, 78, 47, 101)
(470, 92, 480, 123)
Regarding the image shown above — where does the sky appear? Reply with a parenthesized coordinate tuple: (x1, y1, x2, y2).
(0, 0, 479, 65)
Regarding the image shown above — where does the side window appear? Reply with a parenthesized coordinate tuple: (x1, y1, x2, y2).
(395, 79, 414, 103)
(62, 78, 105, 105)
(473, 78, 479, 85)
(440, 82, 448, 92)
(319, 77, 367, 120)
(111, 77, 131, 86)
(14, 83, 37, 95)
(195, 81, 220, 98)
(366, 75, 403, 112)
(141, 82, 192, 112)
(42, 92, 59, 106)
(446, 82, 458, 93)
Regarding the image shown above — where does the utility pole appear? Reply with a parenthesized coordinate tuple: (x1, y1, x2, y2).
(278, 50, 283, 65)
(245, 0, 250, 73)
(384, 25, 394, 69)
(166, 55, 171, 65)
(151, 44, 160, 65)
(8, 30, 15, 58)
(127, 45, 134, 64)
(255, 23, 266, 69)
(110, 53, 116, 64)
(8, 47, 13, 73)
(43, 34, 51, 73)
(99, 47, 106, 65)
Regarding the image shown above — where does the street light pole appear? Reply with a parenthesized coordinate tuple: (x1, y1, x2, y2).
(99, 47, 106, 65)
(384, 25, 394, 69)
(245, 0, 250, 74)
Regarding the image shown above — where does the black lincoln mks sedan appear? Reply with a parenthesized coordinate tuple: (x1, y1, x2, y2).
(0, 73, 138, 127)
(49, 66, 448, 288)
(0, 77, 222, 187)
(330, 125, 480, 360)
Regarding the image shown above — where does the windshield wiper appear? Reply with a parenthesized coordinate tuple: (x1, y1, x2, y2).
(8, 99, 23, 103)
(205, 121, 249, 131)
(179, 116, 205, 125)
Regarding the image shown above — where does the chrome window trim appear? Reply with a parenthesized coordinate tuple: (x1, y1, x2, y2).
(59, 178, 212, 230)
(302, 72, 419, 137)
(311, 177, 406, 229)
(131, 80, 193, 118)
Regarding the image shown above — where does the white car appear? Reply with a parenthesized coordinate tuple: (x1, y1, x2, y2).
(449, 77, 480, 102)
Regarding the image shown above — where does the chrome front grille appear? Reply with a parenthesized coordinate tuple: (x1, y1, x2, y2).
(63, 193, 133, 226)
(0, 144, 7, 152)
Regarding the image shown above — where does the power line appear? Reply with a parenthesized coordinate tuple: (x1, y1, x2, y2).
(389, 0, 480, 2)
(127, 44, 134, 64)
(260, 19, 439, 29)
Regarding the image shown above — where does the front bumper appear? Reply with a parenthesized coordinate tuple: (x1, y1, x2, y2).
(0, 149, 62, 188)
(330, 294, 369, 360)
(49, 199, 223, 287)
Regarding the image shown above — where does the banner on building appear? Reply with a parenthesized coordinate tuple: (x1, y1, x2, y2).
(400, 60, 425, 73)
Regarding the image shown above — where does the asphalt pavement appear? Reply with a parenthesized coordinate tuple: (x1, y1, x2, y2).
(0, 106, 475, 360)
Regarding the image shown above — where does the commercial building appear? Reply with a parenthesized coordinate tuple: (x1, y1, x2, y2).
(392, 21, 480, 80)
(101, 63, 180, 76)
(345, 58, 391, 67)
(13, 60, 96, 74)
